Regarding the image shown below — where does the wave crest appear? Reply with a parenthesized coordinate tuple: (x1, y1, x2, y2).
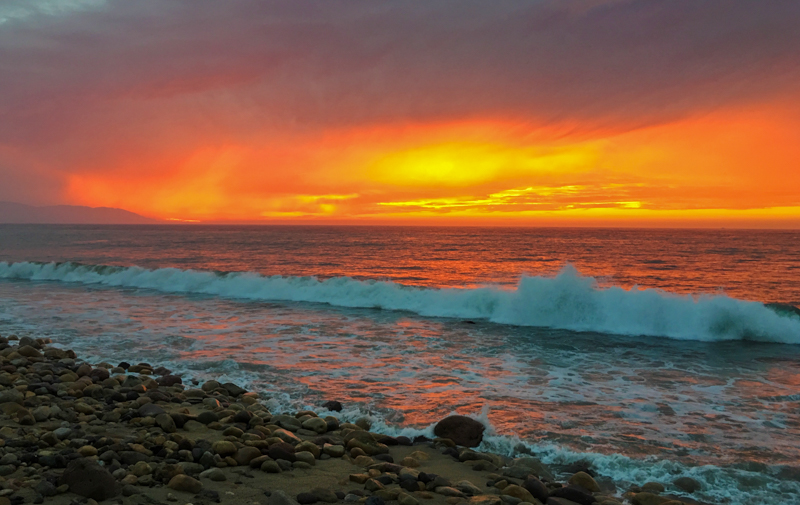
(1, 261, 798, 343)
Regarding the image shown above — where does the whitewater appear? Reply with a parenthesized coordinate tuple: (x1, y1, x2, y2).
(2, 225, 800, 505)
(1, 260, 799, 344)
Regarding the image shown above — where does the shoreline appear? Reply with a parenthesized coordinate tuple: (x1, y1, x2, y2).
(0, 334, 710, 505)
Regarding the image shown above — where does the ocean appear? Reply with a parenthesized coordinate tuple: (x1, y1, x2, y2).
(1, 225, 799, 504)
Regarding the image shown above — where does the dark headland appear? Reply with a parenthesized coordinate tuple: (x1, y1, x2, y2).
(0, 202, 157, 225)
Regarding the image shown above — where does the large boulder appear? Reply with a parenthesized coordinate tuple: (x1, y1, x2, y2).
(60, 458, 120, 501)
(433, 415, 485, 447)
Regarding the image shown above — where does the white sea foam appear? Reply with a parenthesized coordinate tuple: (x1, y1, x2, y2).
(481, 435, 800, 505)
(1, 261, 799, 343)
(316, 403, 800, 505)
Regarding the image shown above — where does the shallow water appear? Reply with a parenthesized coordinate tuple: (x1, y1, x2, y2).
(1, 225, 800, 504)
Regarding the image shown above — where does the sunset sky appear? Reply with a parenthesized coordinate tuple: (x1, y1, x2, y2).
(1, 0, 799, 226)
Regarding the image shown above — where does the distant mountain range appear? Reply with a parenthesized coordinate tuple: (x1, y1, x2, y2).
(0, 201, 158, 224)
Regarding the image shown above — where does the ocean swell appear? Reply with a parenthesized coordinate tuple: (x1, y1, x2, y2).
(1, 261, 799, 343)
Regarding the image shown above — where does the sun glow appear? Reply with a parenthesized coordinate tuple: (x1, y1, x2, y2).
(368, 142, 601, 188)
(60, 103, 800, 226)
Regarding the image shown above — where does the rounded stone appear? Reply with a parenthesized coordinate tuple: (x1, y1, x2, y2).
(156, 413, 177, 433)
(311, 488, 339, 504)
(223, 426, 244, 438)
(60, 459, 120, 501)
(302, 417, 328, 434)
(234, 446, 262, 466)
(522, 477, 549, 503)
(199, 468, 226, 481)
(167, 474, 203, 494)
(196, 411, 219, 425)
(260, 460, 282, 473)
(77, 445, 98, 457)
(294, 451, 316, 466)
(641, 482, 665, 494)
(268, 442, 296, 462)
(322, 444, 345, 458)
(132, 461, 152, 477)
(211, 441, 237, 457)
(433, 415, 486, 447)
(296, 441, 321, 459)
(297, 492, 319, 505)
(501, 485, 535, 503)
(569, 471, 600, 492)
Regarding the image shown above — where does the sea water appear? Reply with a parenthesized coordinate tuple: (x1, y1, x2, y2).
(1, 225, 799, 504)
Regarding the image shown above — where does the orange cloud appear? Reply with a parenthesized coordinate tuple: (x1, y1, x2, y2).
(62, 101, 800, 226)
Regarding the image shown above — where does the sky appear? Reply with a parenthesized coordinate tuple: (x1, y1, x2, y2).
(1, 0, 799, 226)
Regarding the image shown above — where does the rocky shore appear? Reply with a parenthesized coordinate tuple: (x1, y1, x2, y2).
(0, 335, 708, 505)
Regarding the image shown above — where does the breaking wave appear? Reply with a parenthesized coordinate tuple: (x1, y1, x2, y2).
(1, 261, 799, 344)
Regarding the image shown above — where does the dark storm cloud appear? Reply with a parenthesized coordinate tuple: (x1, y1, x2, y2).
(0, 0, 799, 172)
